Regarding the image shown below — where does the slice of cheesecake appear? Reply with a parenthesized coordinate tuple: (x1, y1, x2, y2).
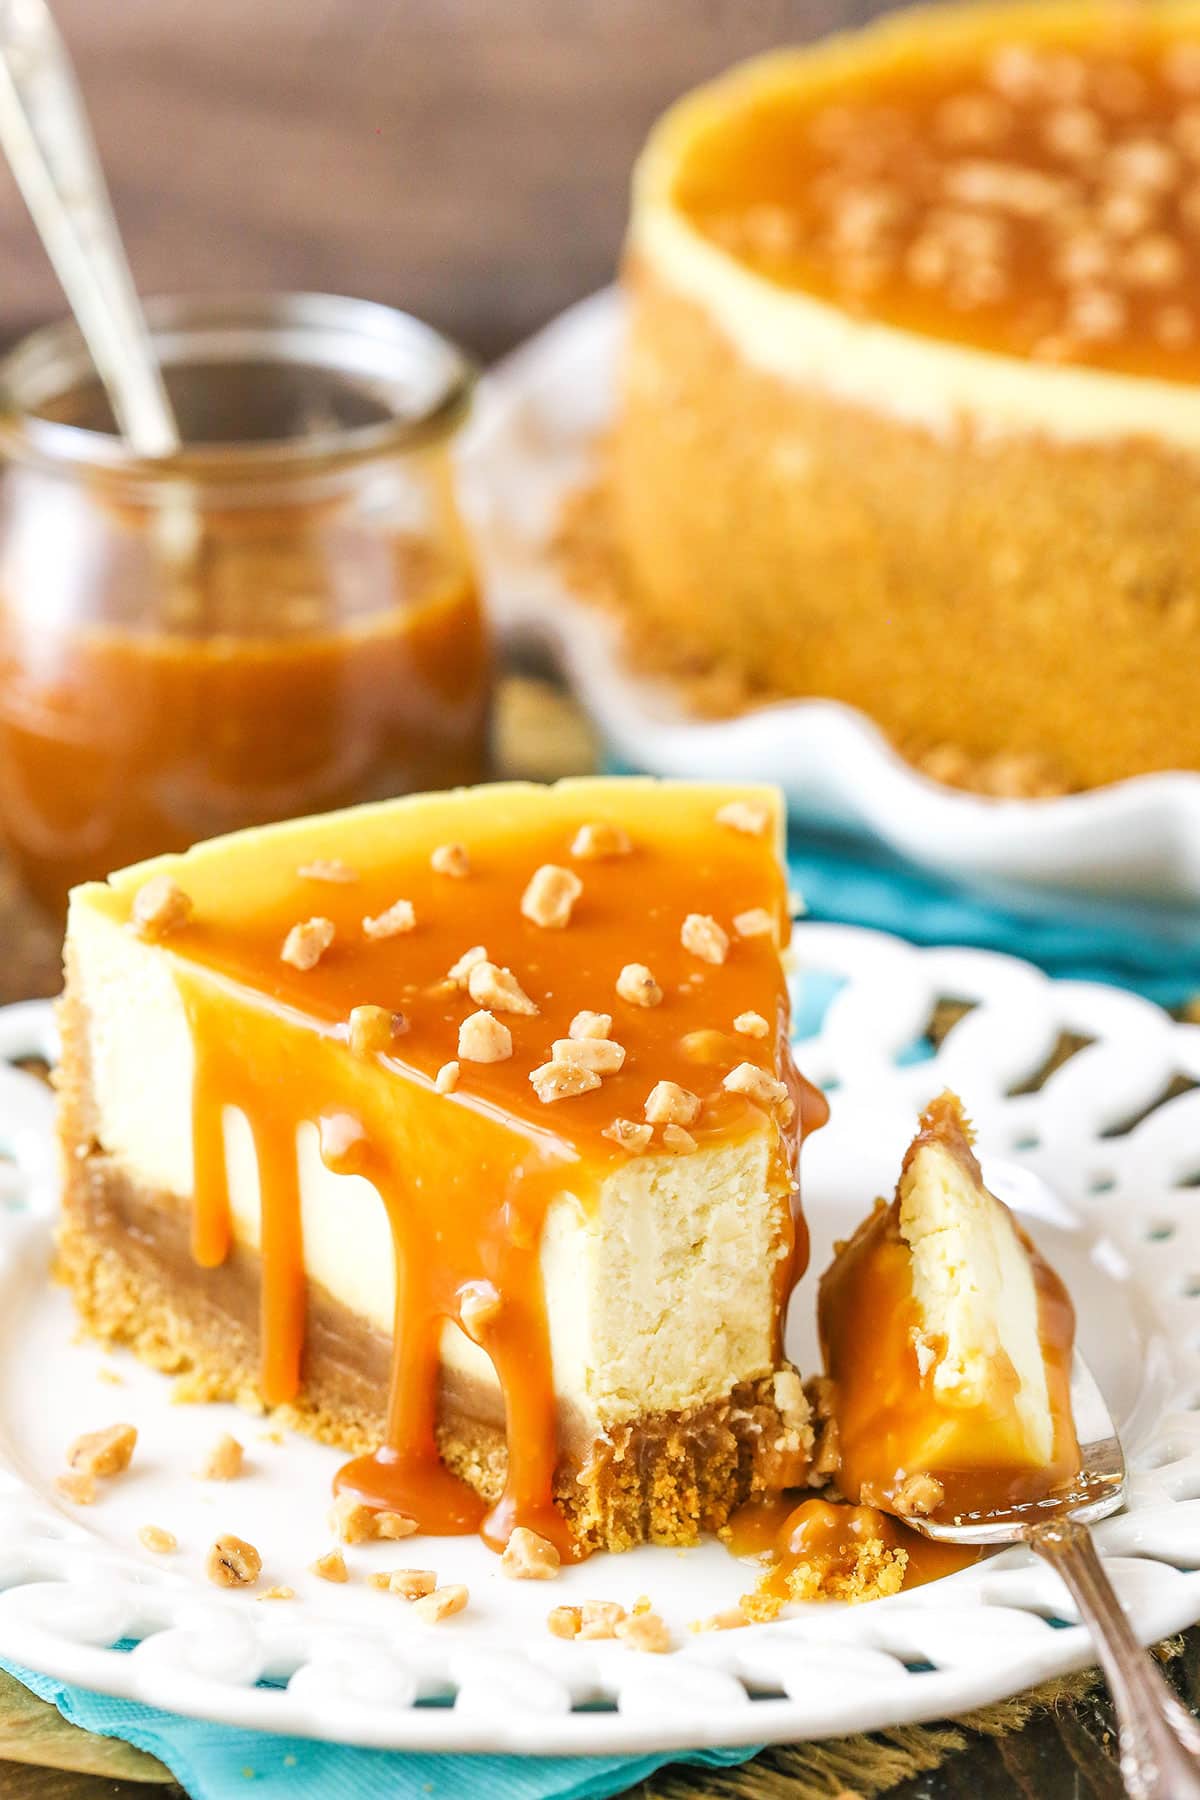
(56, 776, 827, 1557)
(818, 1092, 1079, 1523)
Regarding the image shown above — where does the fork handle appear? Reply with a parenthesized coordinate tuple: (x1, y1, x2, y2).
(1027, 1517, 1200, 1800)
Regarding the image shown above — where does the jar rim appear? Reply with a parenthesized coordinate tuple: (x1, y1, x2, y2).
(0, 291, 477, 480)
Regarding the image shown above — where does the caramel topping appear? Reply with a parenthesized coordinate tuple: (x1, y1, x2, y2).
(110, 789, 824, 1559)
(681, 23, 1200, 377)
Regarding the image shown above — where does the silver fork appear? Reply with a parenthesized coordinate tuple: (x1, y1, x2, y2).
(911, 1351, 1200, 1800)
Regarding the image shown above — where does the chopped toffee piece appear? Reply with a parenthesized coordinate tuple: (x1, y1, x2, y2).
(281, 917, 335, 971)
(131, 876, 192, 940)
(521, 864, 583, 929)
(206, 1535, 261, 1588)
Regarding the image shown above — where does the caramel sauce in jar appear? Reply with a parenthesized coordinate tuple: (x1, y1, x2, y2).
(0, 296, 490, 912)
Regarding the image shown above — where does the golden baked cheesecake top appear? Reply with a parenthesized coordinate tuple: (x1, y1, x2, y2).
(664, 4, 1200, 379)
(67, 777, 827, 1557)
(818, 1092, 1079, 1525)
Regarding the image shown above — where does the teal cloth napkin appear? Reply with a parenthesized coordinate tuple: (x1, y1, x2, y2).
(0, 1661, 757, 1797)
(4, 824, 1196, 1798)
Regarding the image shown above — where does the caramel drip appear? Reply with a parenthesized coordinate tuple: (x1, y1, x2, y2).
(252, 1111, 307, 1409)
(727, 1494, 981, 1595)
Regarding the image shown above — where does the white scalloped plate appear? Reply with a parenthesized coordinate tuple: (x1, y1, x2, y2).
(0, 929, 1199, 1754)
(459, 289, 1200, 925)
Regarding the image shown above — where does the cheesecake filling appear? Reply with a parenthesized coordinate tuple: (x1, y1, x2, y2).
(818, 1092, 1080, 1524)
(66, 783, 827, 1557)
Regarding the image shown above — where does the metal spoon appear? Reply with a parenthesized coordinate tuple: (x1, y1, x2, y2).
(0, 0, 179, 455)
(912, 1349, 1200, 1799)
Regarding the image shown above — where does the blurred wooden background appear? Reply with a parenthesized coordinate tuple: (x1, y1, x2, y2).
(0, 0, 890, 362)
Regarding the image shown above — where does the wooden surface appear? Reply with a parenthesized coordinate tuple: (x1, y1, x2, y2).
(0, 0, 892, 362)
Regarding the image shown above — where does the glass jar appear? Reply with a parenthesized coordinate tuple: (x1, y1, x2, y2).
(0, 292, 490, 913)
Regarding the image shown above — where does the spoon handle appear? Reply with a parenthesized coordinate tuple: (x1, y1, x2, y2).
(1028, 1517, 1200, 1800)
(0, 0, 178, 454)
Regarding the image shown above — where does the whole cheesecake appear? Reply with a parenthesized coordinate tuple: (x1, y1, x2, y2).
(612, 2, 1200, 792)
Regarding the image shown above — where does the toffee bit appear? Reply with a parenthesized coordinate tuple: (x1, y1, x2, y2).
(412, 1583, 469, 1623)
(467, 960, 540, 1016)
(196, 1433, 244, 1482)
(892, 1471, 945, 1519)
(348, 1004, 407, 1056)
(281, 916, 335, 971)
(447, 945, 489, 988)
(734, 1011, 769, 1038)
(329, 1496, 380, 1544)
(206, 1534, 261, 1588)
(138, 1525, 177, 1554)
(681, 913, 729, 965)
(67, 1423, 137, 1477)
(615, 1610, 671, 1653)
(715, 800, 769, 836)
(723, 1062, 791, 1114)
(258, 1585, 296, 1601)
(529, 1060, 602, 1103)
(547, 1604, 582, 1639)
(661, 1123, 697, 1154)
(458, 1009, 513, 1063)
(733, 907, 774, 939)
(387, 1568, 438, 1599)
(602, 1118, 654, 1153)
(570, 821, 633, 860)
(297, 858, 358, 883)
(550, 1036, 625, 1074)
(130, 875, 193, 940)
(362, 899, 416, 940)
(644, 1080, 701, 1126)
(500, 1526, 561, 1581)
(435, 1060, 460, 1094)
(431, 842, 470, 878)
(578, 1599, 626, 1640)
(569, 1010, 612, 1040)
(521, 864, 583, 929)
(689, 1607, 748, 1633)
(310, 1549, 348, 1583)
(377, 1511, 419, 1540)
(616, 963, 662, 1008)
(55, 1471, 96, 1505)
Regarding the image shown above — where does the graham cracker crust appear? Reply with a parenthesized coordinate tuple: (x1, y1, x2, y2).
(55, 976, 814, 1555)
